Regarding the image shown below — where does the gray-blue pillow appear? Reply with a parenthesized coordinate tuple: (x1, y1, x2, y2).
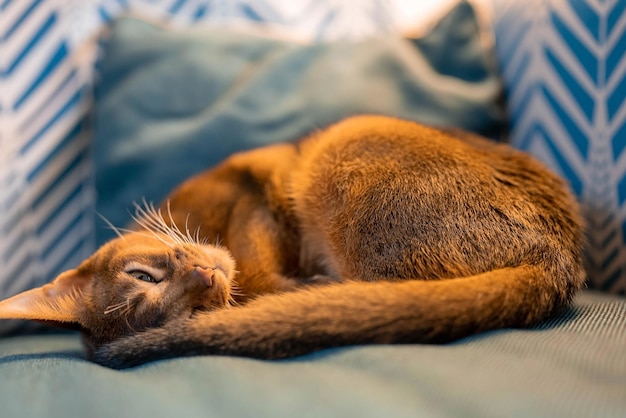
(94, 1, 504, 245)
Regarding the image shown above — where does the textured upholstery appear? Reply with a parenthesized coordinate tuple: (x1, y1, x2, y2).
(1, 292, 624, 418)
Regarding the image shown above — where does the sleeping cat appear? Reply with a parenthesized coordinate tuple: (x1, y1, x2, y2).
(0, 116, 586, 368)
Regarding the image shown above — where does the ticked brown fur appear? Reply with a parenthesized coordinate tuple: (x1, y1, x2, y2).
(0, 116, 586, 368)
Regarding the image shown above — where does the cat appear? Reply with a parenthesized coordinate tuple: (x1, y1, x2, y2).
(0, 115, 586, 369)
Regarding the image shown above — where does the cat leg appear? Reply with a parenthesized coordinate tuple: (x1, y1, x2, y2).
(226, 203, 310, 298)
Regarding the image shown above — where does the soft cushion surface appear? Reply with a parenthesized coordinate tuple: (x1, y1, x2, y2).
(493, 0, 626, 294)
(1, 292, 624, 418)
(93, 1, 504, 245)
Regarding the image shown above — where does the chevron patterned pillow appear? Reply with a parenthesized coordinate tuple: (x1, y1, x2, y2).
(493, 0, 626, 294)
(0, 0, 97, 334)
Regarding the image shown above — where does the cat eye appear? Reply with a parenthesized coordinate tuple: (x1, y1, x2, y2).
(127, 270, 157, 283)
(123, 262, 165, 283)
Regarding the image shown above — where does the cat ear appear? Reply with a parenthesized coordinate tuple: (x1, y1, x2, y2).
(0, 269, 90, 326)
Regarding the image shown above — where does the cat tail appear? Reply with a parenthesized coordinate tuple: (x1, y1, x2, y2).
(92, 264, 584, 368)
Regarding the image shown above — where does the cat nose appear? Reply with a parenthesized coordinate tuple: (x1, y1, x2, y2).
(191, 266, 214, 287)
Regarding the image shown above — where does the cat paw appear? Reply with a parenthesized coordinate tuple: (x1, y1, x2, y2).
(90, 325, 187, 369)
(90, 342, 143, 370)
(89, 334, 163, 369)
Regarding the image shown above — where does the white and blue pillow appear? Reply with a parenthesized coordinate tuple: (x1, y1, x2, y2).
(70, 0, 405, 42)
(0, 0, 96, 334)
(493, 0, 626, 294)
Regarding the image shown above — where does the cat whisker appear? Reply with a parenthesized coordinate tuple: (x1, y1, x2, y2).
(111, 226, 137, 235)
(183, 213, 191, 244)
(131, 203, 179, 248)
(164, 200, 189, 245)
(137, 200, 208, 247)
(104, 298, 131, 315)
(137, 199, 191, 246)
(134, 221, 176, 248)
(133, 202, 166, 231)
(121, 302, 134, 319)
(228, 280, 245, 301)
(133, 201, 166, 232)
(96, 212, 126, 240)
(228, 283, 244, 295)
(115, 297, 138, 332)
(182, 213, 199, 245)
(193, 226, 202, 245)
(103, 302, 125, 315)
(117, 229, 175, 247)
(227, 294, 239, 308)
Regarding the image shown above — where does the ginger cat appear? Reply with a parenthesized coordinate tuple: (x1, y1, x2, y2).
(0, 116, 586, 368)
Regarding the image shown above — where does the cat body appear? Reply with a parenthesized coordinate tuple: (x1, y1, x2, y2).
(0, 116, 586, 368)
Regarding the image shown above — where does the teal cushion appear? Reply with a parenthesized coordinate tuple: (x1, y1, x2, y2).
(93, 1, 503, 244)
(1, 292, 624, 418)
(493, 0, 626, 295)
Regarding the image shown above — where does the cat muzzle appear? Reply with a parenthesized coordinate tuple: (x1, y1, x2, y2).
(191, 266, 214, 288)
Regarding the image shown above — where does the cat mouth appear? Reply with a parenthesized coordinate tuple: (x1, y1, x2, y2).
(190, 292, 229, 315)
(189, 266, 232, 312)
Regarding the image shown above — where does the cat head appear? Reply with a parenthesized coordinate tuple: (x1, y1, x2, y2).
(0, 204, 236, 354)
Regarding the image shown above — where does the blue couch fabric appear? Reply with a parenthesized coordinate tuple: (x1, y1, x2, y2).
(0, 292, 624, 418)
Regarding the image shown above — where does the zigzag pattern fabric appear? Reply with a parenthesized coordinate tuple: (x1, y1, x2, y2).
(493, 0, 626, 294)
(0, 0, 96, 333)
(68, 0, 401, 44)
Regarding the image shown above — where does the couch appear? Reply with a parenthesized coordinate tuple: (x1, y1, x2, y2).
(1, 1, 624, 417)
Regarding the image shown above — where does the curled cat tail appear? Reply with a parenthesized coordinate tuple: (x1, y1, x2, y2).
(92, 260, 585, 369)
